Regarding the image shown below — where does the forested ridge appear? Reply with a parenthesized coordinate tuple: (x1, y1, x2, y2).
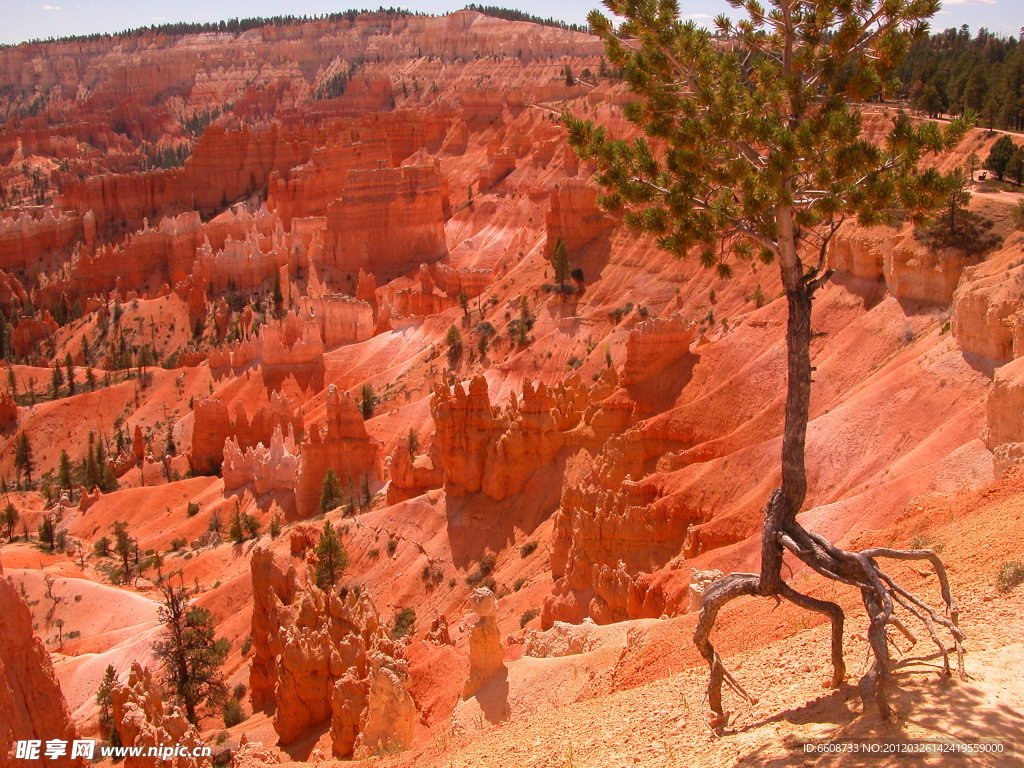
(896, 26, 1024, 130)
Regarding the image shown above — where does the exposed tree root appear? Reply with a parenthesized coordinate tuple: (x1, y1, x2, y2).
(694, 491, 966, 733)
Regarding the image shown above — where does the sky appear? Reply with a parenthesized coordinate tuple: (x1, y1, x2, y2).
(1, 0, 1017, 47)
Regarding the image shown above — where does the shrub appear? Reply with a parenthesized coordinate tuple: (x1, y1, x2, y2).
(519, 608, 540, 628)
(169, 538, 187, 552)
(445, 326, 463, 363)
(466, 552, 497, 585)
(232, 683, 247, 700)
(392, 607, 416, 639)
(386, 538, 398, 556)
(513, 577, 527, 592)
(186, 502, 201, 517)
(222, 698, 246, 727)
(519, 540, 538, 558)
(996, 561, 1024, 593)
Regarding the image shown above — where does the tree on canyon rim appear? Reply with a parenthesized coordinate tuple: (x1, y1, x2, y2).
(565, 0, 969, 728)
(153, 574, 229, 724)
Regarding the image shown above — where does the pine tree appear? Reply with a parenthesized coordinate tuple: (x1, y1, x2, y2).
(58, 450, 72, 490)
(96, 665, 117, 737)
(320, 469, 342, 512)
(445, 325, 463, 362)
(229, 502, 244, 543)
(985, 135, 1017, 181)
(1008, 146, 1024, 187)
(39, 514, 55, 550)
(567, 0, 968, 727)
(966, 152, 980, 182)
(153, 577, 229, 724)
(111, 521, 134, 580)
(14, 432, 33, 483)
(65, 353, 75, 395)
(551, 237, 570, 288)
(358, 383, 376, 420)
(946, 169, 971, 233)
(272, 271, 284, 317)
(2, 502, 18, 539)
(314, 521, 348, 590)
(50, 365, 63, 399)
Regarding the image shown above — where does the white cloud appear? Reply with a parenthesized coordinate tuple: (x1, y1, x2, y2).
(152, 15, 167, 21)
(41, 4, 61, 9)
(682, 13, 713, 20)
(942, 0, 996, 5)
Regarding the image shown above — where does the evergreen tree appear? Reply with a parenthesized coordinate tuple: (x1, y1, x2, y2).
(14, 432, 33, 483)
(65, 353, 75, 395)
(153, 577, 229, 724)
(38, 514, 55, 550)
(96, 665, 117, 737)
(272, 271, 284, 316)
(551, 237, 571, 287)
(229, 502, 244, 543)
(320, 469, 342, 512)
(966, 152, 980, 181)
(567, 0, 968, 727)
(946, 169, 971, 232)
(1008, 146, 1024, 187)
(445, 325, 463, 362)
(111, 521, 134, 580)
(358, 383, 376, 420)
(58, 449, 72, 490)
(2, 502, 18, 539)
(314, 521, 348, 590)
(50, 365, 63, 399)
(985, 135, 1017, 181)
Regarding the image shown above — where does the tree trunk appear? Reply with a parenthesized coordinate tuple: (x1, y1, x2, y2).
(780, 285, 813, 515)
(696, 243, 964, 731)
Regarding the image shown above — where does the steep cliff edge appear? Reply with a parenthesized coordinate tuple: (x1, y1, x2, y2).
(0, 564, 84, 768)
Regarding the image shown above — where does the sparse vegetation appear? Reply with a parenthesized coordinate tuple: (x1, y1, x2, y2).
(222, 697, 247, 727)
(996, 561, 1024, 593)
(520, 540, 538, 558)
(392, 607, 416, 639)
(519, 608, 540, 628)
(466, 552, 497, 585)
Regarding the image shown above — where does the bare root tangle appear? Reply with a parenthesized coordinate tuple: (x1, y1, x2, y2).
(694, 501, 967, 733)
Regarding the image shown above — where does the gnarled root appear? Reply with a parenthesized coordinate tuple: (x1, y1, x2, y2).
(694, 491, 965, 733)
